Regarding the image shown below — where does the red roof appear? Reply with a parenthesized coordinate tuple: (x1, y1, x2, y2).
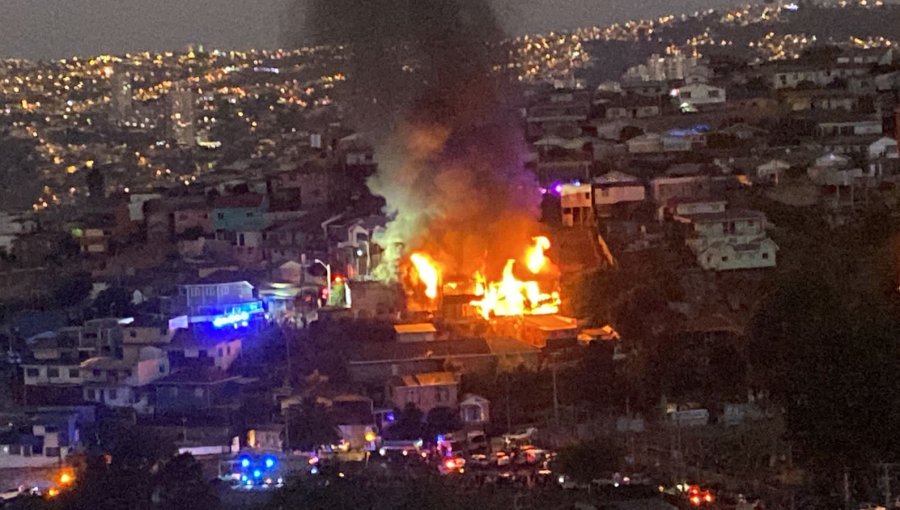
(213, 193, 265, 209)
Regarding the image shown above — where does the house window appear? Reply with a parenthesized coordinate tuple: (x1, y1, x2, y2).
(681, 91, 692, 99)
(435, 387, 450, 403)
(160, 364, 167, 374)
(218, 348, 224, 358)
(93, 369, 101, 377)
(601, 188, 610, 197)
(708, 90, 720, 98)
(48, 368, 60, 378)
(87, 389, 96, 400)
(246, 212, 254, 218)
(26, 368, 39, 378)
(217, 213, 224, 220)
(45, 447, 60, 458)
(129, 331, 137, 338)
(762, 253, 770, 260)
(108, 389, 118, 401)
(69, 369, 79, 378)
(226, 346, 232, 355)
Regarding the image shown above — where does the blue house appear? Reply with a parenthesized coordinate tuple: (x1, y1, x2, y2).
(212, 193, 269, 232)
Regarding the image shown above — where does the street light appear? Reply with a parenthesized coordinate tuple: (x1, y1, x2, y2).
(313, 259, 332, 300)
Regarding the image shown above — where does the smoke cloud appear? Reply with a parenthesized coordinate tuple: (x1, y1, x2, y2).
(302, 0, 543, 281)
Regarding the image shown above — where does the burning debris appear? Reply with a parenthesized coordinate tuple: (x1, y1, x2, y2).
(305, 0, 558, 318)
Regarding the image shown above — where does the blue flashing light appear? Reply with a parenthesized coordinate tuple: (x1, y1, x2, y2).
(239, 457, 251, 468)
(240, 474, 248, 482)
(213, 312, 251, 328)
(385, 412, 396, 422)
(264, 456, 276, 469)
(436, 435, 444, 443)
(311, 467, 319, 475)
(253, 469, 262, 479)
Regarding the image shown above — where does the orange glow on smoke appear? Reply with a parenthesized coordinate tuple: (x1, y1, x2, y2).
(410, 253, 440, 300)
(525, 236, 551, 274)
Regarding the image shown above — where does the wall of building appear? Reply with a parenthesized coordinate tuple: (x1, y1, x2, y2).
(23, 365, 83, 385)
(594, 185, 645, 206)
(391, 384, 458, 415)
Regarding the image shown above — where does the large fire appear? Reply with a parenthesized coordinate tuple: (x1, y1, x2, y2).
(409, 236, 561, 319)
(409, 252, 440, 300)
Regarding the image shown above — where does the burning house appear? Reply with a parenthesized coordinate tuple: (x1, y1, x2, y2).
(306, 0, 575, 341)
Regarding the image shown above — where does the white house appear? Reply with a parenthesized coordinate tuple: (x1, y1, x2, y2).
(626, 133, 663, 153)
(650, 175, 712, 204)
(868, 137, 899, 160)
(664, 199, 728, 222)
(0, 410, 81, 469)
(670, 83, 726, 110)
(756, 160, 791, 185)
(561, 183, 594, 227)
(769, 63, 870, 90)
(81, 346, 170, 414)
(683, 210, 777, 271)
(592, 172, 646, 208)
(0, 212, 37, 255)
(807, 153, 863, 186)
(815, 115, 883, 138)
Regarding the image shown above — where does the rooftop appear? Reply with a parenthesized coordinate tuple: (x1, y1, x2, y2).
(687, 209, 767, 224)
(154, 366, 241, 385)
(397, 371, 457, 387)
(81, 357, 131, 371)
(348, 338, 491, 365)
(522, 314, 578, 332)
(212, 193, 266, 209)
(394, 323, 437, 335)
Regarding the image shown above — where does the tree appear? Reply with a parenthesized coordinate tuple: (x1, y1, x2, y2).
(424, 406, 460, 439)
(383, 403, 424, 440)
(619, 125, 644, 143)
(51, 272, 93, 308)
(86, 166, 105, 198)
(747, 210, 900, 482)
(91, 286, 135, 318)
(556, 439, 623, 484)
(286, 398, 339, 452)
(151, 453, 220, 510)
(56, 423, 178, 510)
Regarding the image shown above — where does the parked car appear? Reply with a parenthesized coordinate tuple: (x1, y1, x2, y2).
(0, 487, 24, 502)
(558, 474, 589, 490)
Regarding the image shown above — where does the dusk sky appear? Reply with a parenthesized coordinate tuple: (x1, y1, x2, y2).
(2, 0, 755, 61)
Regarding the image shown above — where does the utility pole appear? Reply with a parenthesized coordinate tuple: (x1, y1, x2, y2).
(551, 354, 560, 426)
(843, 470, 851, 510)
(283, 323, 292, 453)
(880, 463, 893, 509)
(504, 373, 512, 433)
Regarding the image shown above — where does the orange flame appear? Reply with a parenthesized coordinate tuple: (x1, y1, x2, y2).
(410, 253, 440, 300)
(470, 259, 560, 320)
(525, 236, 551, 274)
(408, 237, 559, 318)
